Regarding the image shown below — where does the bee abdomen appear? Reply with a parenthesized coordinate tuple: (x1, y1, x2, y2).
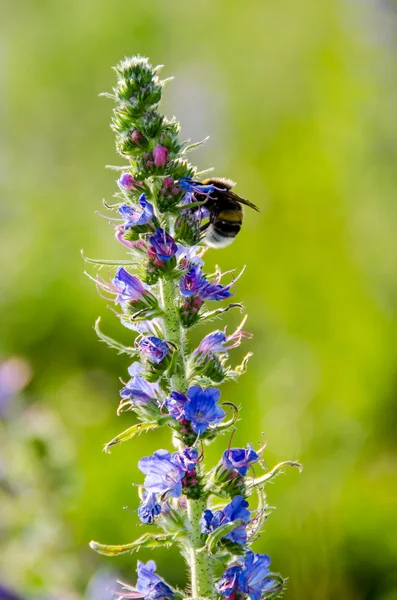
(214, 221, 241, 237)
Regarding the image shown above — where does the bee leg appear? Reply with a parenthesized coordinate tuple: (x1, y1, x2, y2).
(200, 222, 211, 232)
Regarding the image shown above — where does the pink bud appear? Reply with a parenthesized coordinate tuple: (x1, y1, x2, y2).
(131, 130, 145, 146)
(163, 177, 173, 188)
(115, 226, 135, 249)
(118, 172, 140, 190)
(153, 144, 169, 168)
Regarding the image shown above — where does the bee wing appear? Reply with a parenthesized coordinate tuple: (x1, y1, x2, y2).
(227, 190, 260, 212)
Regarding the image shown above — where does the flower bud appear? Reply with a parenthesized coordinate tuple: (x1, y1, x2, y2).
(153, 144, 169, 168)
(137, 336, 175, 381)
(118, 172, 143, 191)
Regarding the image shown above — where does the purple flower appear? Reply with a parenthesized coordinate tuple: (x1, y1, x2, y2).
(164, 391, 188, 420)
(196, 319, 252, 356)
(179, 178, 216, 196)
(200, 496, 250, 546)
(91, 268, 150, 308)
(198, 279, 234, 301)
(179, 265, 204, 297)
(222, 444, 260, 476)
(118, 194, 154, 228)
(138, 449, 186, 498)
(176, 244, 204, 269)
(153, 145, 169, 167)
(120, 363, 160, 406)
(118, 172, 143, 191)
(149, 229, 178, 262)
(196, 331, 227, 354)
(175, 447, 199, 472)
(138, 336, 170, 364)
(138, 492, 162, 524)
(216, 551, 274, 600)
(183, 386, 225, 434)
(179, 265, 234, 301)
(113, 268, 147, 305)
(216, 565, 242, 599)
(131, 560, 174, 600)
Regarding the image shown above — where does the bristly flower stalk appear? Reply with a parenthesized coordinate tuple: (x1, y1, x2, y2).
(87, 55, 301, 600)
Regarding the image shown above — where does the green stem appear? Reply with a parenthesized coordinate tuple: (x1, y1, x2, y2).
(187, 496, 214, 599)
(160, 277, 187, 393)
(160, 276, 214, 599)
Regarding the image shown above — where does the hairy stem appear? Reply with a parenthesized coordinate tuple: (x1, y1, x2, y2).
(187, 496, 214, 599)
(160, 276, 213, 598)
(160, 277, 187, 393)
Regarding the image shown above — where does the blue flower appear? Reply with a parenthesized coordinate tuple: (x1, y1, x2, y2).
(216, 566, 242, 599)
(118, 194, 154, 228)
(198, 279, 234, 301)
(138, 449, 186, 498)
(120, 363, 160, 405)
(196, 319, 252, 356)
(176, 244, 204, 268)
(164, 391, 188, 420)
(138, 336, 170, 364)
(200, 496, 250, 546)
(239, 552, 274, 600)
(136, 560, 174, 600)
(216, 551, 274, 600)
(179, 178, 216, 195)
(138, 492, 162, 524)
(149, 228, 178, 262)
(175, 447, 199, 472)
(222, 444, 260, 476)
(179, 265, 204, 297)
(183, 386, 225, 434)
(196, 331, 227, 354)
(179, 265, 234, 301)
(112, 267, 147, 305)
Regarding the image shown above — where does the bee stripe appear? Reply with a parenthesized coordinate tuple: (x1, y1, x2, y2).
(217, 210, 242, 222)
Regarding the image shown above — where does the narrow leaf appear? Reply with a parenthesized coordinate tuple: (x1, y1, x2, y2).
(205, 519, 245, 554)
(81, 250, 135, 266)
(90, 533, 179, 557)
(199, 303, 243, 325)
(103, 422, 160, 453)
(94, 317, 137, 356)
(182, 136, 210, 154)
(247, 461, 302, 489)
(209, 402, 239, 434)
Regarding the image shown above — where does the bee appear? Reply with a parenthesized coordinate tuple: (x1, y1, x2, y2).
(180, 177, 259, 248)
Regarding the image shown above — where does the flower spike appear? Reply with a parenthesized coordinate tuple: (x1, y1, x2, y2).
(86, 54, 299, 600)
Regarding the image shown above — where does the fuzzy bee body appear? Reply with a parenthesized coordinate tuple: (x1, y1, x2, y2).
(185, 177, 259, 248)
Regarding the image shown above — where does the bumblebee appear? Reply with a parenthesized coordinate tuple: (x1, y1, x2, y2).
(180, 177, 259, 248)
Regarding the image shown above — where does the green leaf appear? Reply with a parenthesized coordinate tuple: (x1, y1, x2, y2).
(89, 533, 180, 556)
(81, 249, 135, 266)
(205, 519, 245, 554)
(94, 317, 137, 356)
(103, 421, 161, 453)
(199, 303, 243, 325)
(182, 136, 210, 154)
(207, 402, 239, 435)
(247, 461, 302, 488)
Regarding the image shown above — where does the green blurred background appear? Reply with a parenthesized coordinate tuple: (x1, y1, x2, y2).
(2, 0, 397, 598)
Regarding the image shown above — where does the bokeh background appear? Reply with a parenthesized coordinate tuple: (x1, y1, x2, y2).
(2, 0, 397, 598)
